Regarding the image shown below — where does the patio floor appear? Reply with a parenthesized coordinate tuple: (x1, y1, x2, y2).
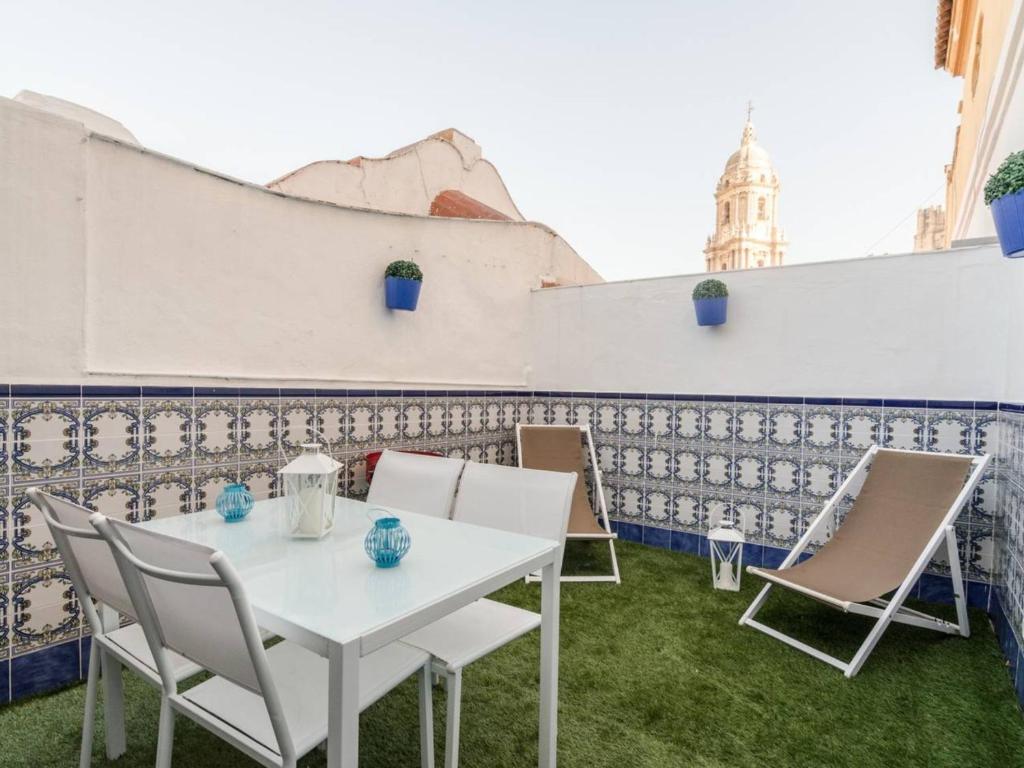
(3, 541, 1023, 768)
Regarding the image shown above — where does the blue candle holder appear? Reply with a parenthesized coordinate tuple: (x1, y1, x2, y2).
(216, 483, 254, 523)
(364, 514, 411, 568)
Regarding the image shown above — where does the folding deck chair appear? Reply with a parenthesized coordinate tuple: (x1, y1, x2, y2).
(739, 445, 990, 678)
(516, 424, 621, 584)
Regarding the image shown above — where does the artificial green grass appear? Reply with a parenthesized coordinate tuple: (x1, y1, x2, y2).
(3, 541, 1024, 767)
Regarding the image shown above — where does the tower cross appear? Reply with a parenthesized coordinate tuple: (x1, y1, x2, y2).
(746, 100, 754, 122)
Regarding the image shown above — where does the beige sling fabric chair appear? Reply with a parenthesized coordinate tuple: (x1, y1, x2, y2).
(516, 424, 620, 584)
(740, 446, 990, 677)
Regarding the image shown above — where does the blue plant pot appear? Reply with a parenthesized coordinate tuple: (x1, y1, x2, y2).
(992, 189, 1024, 258)
(216, 483, 254, 523)
(385, 276, 422, 310)
(694, 297, 728, 326)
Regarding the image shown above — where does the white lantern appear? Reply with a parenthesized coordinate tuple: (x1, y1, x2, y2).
(278, 443, 342, 539)
(708, 519, 745, 591)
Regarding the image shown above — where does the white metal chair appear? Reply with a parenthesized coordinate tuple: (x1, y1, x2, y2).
(27, 489, 205, 767)
(90, 513, 436, 768)
(367, 449, 466, 518)
(516, 424, 620, 583)
(401, 461, 575, 768)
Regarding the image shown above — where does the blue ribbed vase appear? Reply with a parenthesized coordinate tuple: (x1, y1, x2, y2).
(216, 483, 254, 523)
(364, 516, 411, 568)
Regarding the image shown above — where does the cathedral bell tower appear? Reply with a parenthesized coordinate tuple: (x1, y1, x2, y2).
(704, 105, 787, 271)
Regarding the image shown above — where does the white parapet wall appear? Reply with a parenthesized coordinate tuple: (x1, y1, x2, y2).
(528, 245, 1020, 402)
(0, 96, 601, 388)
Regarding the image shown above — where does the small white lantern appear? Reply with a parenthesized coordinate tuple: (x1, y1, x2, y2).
(708, 519, 745, 591)
(278, 443, 342, 539)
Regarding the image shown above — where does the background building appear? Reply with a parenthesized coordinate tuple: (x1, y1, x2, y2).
(704, 111, 787, 272)
(914, 205, 948, 250)
(267, 128, 525, 222)
(935, 0, 1024, 244)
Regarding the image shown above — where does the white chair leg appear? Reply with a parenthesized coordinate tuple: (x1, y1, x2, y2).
(79, 639, 100, 768)
(608, 538, 621, 584)
(98, 606, 126, 760)
(155, 697, 175, 768)
(99, 649, 126, 760)
(444, 669, 463, 768)
(418, 663, 435, 768)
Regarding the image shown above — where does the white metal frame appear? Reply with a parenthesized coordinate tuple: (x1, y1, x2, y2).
(91, 513, 435, 768)
(27, 489, 204, 767)
(516, 424, 621, 584)
(739, 446, 991, 678)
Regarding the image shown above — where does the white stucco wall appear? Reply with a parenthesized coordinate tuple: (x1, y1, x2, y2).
(267, 131, 526, 221)
(0, 97, 600, 388)
(13, 90, 139, 145)
(528, 245, 1016, 401)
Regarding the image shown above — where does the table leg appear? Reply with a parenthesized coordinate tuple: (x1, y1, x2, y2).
(539, 561, 560, 768)
(327, 639, 360, 768)
(99, 605, 126, 759)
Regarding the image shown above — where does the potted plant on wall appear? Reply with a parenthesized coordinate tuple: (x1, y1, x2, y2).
(986, 149, 1024, 258)
(384, 260, 423, 311)
(692, 278, 728, 326)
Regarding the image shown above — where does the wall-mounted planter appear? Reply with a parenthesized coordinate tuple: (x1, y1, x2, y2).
(694, 297, 728, 326)
(991, 189, 1024, 258)
(384, 259, 423, 311)
(692, 278, 728, 326)
(385, 276, 422, 311)
(985, 150, 1024, 258)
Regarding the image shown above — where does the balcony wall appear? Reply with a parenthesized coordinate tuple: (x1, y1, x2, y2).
(529, 245, 1014, 401)
(4, 89, 1024, 708)
(0, 96, 601, 391)
(528, 249, 1024, 707)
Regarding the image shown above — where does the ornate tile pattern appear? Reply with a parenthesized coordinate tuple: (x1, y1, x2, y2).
(1, 384, 521, 703)
(4, 385, 1020, 707)
(530, 393, 995, 594)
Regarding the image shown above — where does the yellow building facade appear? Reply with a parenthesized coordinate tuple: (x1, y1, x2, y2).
(936, 0, 1024, 243)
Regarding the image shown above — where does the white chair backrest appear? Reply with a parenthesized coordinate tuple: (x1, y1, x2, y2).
(27, 489, 135, 627)
(94, 517, 267, 696)
(452, 462, 576, 549)
(367, 450, 466, 519)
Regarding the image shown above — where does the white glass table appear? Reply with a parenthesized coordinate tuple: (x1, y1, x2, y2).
(125, 496, 562, 768)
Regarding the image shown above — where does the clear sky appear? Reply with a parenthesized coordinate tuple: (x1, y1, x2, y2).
(1, 0, 961, 281)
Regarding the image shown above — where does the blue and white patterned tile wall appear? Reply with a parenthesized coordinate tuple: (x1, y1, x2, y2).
(528, 392, 998, 602)
(994, 404, 1024, 706)
(1, 384, 1021, 708)
(0, 385, 521, 704)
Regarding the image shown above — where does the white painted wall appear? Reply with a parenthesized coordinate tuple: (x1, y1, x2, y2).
(13, 89, 139, 145)
(529, 245, 1017, 401)
(0, 97, 601, 388)
(267, 131, 526, 221)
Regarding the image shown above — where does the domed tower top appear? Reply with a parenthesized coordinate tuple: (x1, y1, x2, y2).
(704, 104, 787, 272)
(721, 106, 778, 187)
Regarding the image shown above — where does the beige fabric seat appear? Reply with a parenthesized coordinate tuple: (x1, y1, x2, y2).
(740, 446, 990, 678)
(517, 425, 621, 583)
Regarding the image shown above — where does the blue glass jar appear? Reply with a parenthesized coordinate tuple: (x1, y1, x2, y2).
(364, 515, 411, 568)
(216, 483, 254, 523)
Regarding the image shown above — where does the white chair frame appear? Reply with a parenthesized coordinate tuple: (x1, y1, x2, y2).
(91, 514, 435, 768)
(27, 489, 203, 767)
(739, 445, 991, 678)
(516, 424, 621, 584)
(366, 450, 466, 519)
(401, 461, 575, 768)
